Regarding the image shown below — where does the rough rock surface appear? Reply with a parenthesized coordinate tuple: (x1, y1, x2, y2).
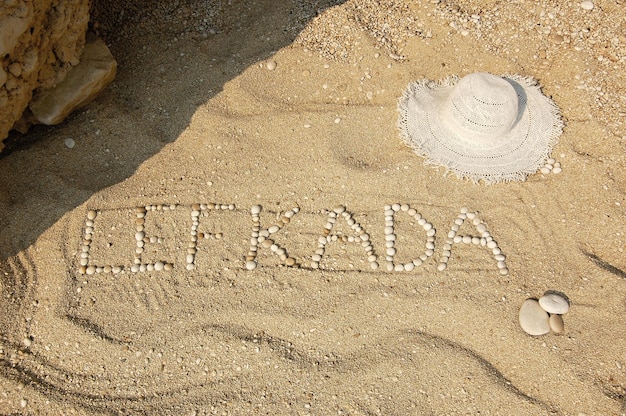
(29, 36, 116, 125)
(0, 0, 91, 151)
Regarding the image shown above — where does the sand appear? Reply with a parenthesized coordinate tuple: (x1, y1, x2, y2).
(1, 0, 625, 414)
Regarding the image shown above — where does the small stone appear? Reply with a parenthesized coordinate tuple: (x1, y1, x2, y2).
(87, 210, 97, 220)
(552, 167, 562, 174)
(245, 260, 257, 270)
(519, 299, 550, 336)
(549, 314, 564, 334)
(64, 138, 75, 148)
(539, 292, 570, 314)
(266, 60, 277, 70)
(580, 1, 594, 10)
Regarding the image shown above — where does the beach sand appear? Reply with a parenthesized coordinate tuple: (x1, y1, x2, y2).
(0, 0, 624, 414)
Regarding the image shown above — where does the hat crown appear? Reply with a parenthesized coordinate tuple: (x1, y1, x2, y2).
(443, 73, 519, 143)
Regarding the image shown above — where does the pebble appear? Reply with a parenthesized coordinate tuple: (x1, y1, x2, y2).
(64, 138, 75, 148)
(266, 60, 277, 70)
(539, 292, 570, 314)
(519, 299, 551, 336)
(549, 314, 564, 334)
(580, 1, 594, 10)
(245, 260, 257, 270)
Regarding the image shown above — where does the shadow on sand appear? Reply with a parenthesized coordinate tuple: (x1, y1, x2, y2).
(0, 0, 345, 260)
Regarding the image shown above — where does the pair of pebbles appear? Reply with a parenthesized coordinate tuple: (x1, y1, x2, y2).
(519, 291, 570, 336)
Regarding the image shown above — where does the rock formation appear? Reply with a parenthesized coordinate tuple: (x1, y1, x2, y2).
(0, 0, 116, 152)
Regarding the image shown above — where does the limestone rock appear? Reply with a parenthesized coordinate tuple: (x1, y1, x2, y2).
(29, 38, 117, 125)
(0, 0, 91, 151)
(0, 15, 31, 57)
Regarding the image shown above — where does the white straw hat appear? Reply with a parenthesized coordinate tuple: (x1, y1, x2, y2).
(398, 72, 563, 184)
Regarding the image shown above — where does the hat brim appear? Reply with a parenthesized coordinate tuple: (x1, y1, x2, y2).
(398, 74, 563, 184)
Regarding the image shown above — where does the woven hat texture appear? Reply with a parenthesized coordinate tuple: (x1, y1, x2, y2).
(398, 72, 563, 184)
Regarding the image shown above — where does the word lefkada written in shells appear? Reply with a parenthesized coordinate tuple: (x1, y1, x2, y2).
(519, 291, 571, 336)
(76, 203, 509, 276)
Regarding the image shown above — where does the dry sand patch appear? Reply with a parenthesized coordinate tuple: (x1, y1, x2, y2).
(1, 0, 625, 414)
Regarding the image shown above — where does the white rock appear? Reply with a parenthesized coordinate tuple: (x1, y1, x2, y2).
(580, 1, 594, 10)
(519, 299, 550, 336)
(539, 292, 570, 314)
